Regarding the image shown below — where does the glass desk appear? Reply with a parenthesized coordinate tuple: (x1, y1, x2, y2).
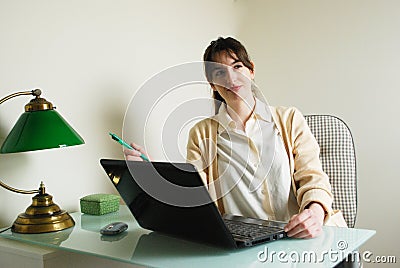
(0, 205, 375, 267)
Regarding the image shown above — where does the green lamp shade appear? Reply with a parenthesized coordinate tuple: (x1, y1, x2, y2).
(1, 110, 84, 153)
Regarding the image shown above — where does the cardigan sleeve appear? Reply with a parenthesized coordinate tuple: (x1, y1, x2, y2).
(186, 119, 225, 214)
(186, 124, 209, 187)
(289, 108, 334, 215)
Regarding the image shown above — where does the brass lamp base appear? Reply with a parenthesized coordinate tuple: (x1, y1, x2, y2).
(11, 187, 75, 234)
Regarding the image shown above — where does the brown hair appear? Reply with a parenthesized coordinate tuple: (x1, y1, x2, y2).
(203, 37, 253, 113)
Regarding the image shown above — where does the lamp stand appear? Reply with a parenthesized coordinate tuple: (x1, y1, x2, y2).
(0, 181, 75, 233)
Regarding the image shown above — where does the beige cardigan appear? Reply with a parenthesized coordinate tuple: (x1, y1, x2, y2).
(186, 106, 347, 226)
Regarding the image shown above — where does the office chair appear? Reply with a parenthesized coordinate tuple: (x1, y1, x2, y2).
(305, 115, 357, 228)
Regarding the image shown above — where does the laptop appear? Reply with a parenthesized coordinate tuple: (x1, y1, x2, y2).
(100, 159, 287, 249)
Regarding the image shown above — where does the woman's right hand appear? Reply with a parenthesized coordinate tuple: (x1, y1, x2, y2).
(123, 142, 151, 161)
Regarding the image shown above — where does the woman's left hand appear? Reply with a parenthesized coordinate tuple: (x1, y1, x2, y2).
(284, 203, 325, 239)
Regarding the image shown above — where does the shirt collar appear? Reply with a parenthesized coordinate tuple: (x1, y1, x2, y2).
(214, 103, 236, 133)
(253, 97, 273, 123)
(214, 98, 273, 133)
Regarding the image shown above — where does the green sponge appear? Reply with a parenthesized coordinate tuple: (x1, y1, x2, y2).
(80, 194, 120, 215)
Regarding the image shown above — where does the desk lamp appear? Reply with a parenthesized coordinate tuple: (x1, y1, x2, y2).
(0, 89, 84, 233)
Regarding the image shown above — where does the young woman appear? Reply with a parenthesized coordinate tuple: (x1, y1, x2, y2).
(125, 37, 346, 239)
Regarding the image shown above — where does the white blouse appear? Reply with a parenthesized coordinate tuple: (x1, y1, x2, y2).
(215, 98, 299, 221)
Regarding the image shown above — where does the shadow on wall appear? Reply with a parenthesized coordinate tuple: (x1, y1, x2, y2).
(97, 85, 132, 157)
(0, 117, 31, 227)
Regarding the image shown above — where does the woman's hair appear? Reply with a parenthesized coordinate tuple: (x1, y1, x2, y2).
(203, 37, 254, 114)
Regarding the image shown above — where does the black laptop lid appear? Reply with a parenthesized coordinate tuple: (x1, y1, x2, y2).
(100, 159, 237, 248)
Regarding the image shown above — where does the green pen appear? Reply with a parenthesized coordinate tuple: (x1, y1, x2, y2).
(109, 132, 150, 162)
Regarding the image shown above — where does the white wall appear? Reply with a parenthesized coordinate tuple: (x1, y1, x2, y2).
(237, 0, 399, 266)
(0, 0, 238, 225)
(1, 0, 398, 266)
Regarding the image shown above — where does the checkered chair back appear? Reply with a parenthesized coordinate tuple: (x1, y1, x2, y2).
(305, 115, 357, 228)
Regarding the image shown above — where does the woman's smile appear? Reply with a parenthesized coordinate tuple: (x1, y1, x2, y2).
(229, 85, 242, 92)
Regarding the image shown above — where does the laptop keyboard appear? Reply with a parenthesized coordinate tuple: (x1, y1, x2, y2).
(224, 219, 284, 238)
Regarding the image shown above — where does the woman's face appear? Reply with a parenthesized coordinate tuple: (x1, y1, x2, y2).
(209, 51, 255, 105)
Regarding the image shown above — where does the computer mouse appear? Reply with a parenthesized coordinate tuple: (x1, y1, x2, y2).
(101, 231, 128, 242)
(100, 222, 128, 235)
